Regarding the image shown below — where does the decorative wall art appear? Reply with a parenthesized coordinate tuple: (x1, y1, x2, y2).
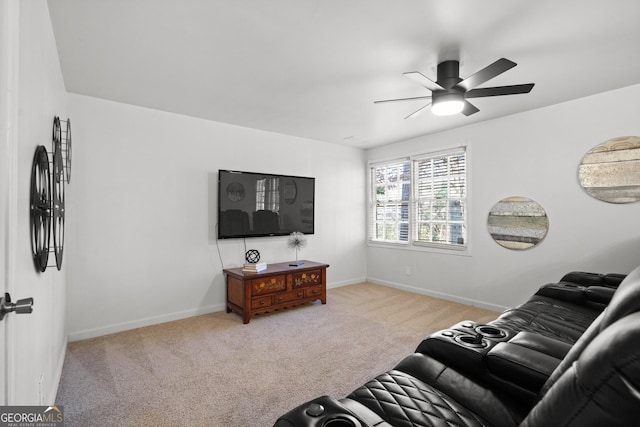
(63, 117, 72, 183)
(578, 136, 640, 204)
(52, 117, 66, 270)
(29, 116, 72, 273)
(487, 196, 549, 250)
(30, 145, 51, 272)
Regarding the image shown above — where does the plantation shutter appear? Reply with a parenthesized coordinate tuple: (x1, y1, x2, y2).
(369, 159, 411, 243)
(413, 148, 466, 248)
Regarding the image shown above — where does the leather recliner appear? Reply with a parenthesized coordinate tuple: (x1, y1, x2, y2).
(274, 265, 640, 427)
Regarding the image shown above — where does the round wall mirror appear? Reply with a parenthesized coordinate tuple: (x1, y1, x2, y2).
(487, 196, 549, 250)
(578, 136, 640, 204)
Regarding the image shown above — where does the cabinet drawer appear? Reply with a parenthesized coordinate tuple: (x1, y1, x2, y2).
(250, 275, 287, 295)
(292, 270, 323, 288)
(273, 291, 305, 305)
(305, 286, 323, 298)
(251, 296, 273, 309)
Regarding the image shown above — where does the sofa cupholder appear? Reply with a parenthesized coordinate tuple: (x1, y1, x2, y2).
(476, 325, 506, 338)
(322, 415, 361, 427)
(454, 334, 488, 348)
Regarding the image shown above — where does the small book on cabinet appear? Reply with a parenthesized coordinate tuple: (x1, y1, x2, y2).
(243, 262, 267, 272)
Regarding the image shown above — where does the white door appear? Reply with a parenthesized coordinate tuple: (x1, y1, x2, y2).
(1, 0, 20, 406)
(0, 146, 7, 407)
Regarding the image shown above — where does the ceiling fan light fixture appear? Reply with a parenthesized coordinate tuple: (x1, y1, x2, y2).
(377, 58, 534, 119)
(432, 93, 464, 116)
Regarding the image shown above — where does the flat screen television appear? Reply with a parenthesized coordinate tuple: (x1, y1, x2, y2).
(218, 170, 315, 239)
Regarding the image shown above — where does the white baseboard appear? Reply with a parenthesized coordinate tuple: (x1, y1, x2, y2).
(67, 303, 226, 342)
(366, 277, 509, 313)
(327, 277, 367, 289)
(68, 278, 368, 342)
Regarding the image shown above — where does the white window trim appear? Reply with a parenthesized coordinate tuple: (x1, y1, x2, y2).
(367, 144, 472, 257)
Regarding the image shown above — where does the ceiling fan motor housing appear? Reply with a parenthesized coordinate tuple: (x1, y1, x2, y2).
(437, 60, 463, 90)
(433, 61, 465, 109)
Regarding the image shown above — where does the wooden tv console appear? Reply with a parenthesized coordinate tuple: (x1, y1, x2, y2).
(224, 260, 329, 324)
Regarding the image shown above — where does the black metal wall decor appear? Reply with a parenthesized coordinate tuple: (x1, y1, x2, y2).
(51, 116, 72, 185)
(29, 116, 71, 273)
(52, 119, 66, 270)
(30, 145, 51, 272)
(63, 118, 72, 183)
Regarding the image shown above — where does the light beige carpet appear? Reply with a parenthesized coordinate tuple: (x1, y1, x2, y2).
(55, 282, 498, 426)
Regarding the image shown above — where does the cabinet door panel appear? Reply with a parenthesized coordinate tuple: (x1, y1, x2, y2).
(292, 270, 322, 288)
(251, 275, 287, 294)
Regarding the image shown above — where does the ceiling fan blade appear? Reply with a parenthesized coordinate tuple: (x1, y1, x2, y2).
(403, 71, 444, 92)
(461, 100, 479, 116)
(458, 58, 517, 91)
(374, 95, 431, 104)
(465, 83, 534, 98)
(405, 102, 432, 119)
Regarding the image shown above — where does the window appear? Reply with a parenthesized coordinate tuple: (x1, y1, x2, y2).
(369, 147, 467, 251)
(414, 150, 466, 247)
(371, 160, 411, 243)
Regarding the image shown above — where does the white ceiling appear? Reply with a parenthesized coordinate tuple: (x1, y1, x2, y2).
(47, 0, 640, 149)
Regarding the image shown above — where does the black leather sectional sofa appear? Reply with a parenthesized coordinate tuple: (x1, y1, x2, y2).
(274, 266, 640, 427)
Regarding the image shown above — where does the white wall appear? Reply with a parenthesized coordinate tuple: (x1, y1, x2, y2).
(366, 84, 640, 310)
(2, 0, 69, 405)
(66, 94, 367, 340)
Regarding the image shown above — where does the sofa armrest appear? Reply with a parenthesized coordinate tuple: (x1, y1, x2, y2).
(508, 331, 572, 360)
(486, 342, 561, 393)
(273, 395, 388, 427)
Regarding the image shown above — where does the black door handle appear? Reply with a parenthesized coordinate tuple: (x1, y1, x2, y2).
(0, 293, 34, 321)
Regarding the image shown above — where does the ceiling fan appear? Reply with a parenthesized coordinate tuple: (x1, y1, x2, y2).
(375, 58, 534, 118)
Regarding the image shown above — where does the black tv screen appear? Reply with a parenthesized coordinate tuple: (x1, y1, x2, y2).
(218, 170, 315, 239)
